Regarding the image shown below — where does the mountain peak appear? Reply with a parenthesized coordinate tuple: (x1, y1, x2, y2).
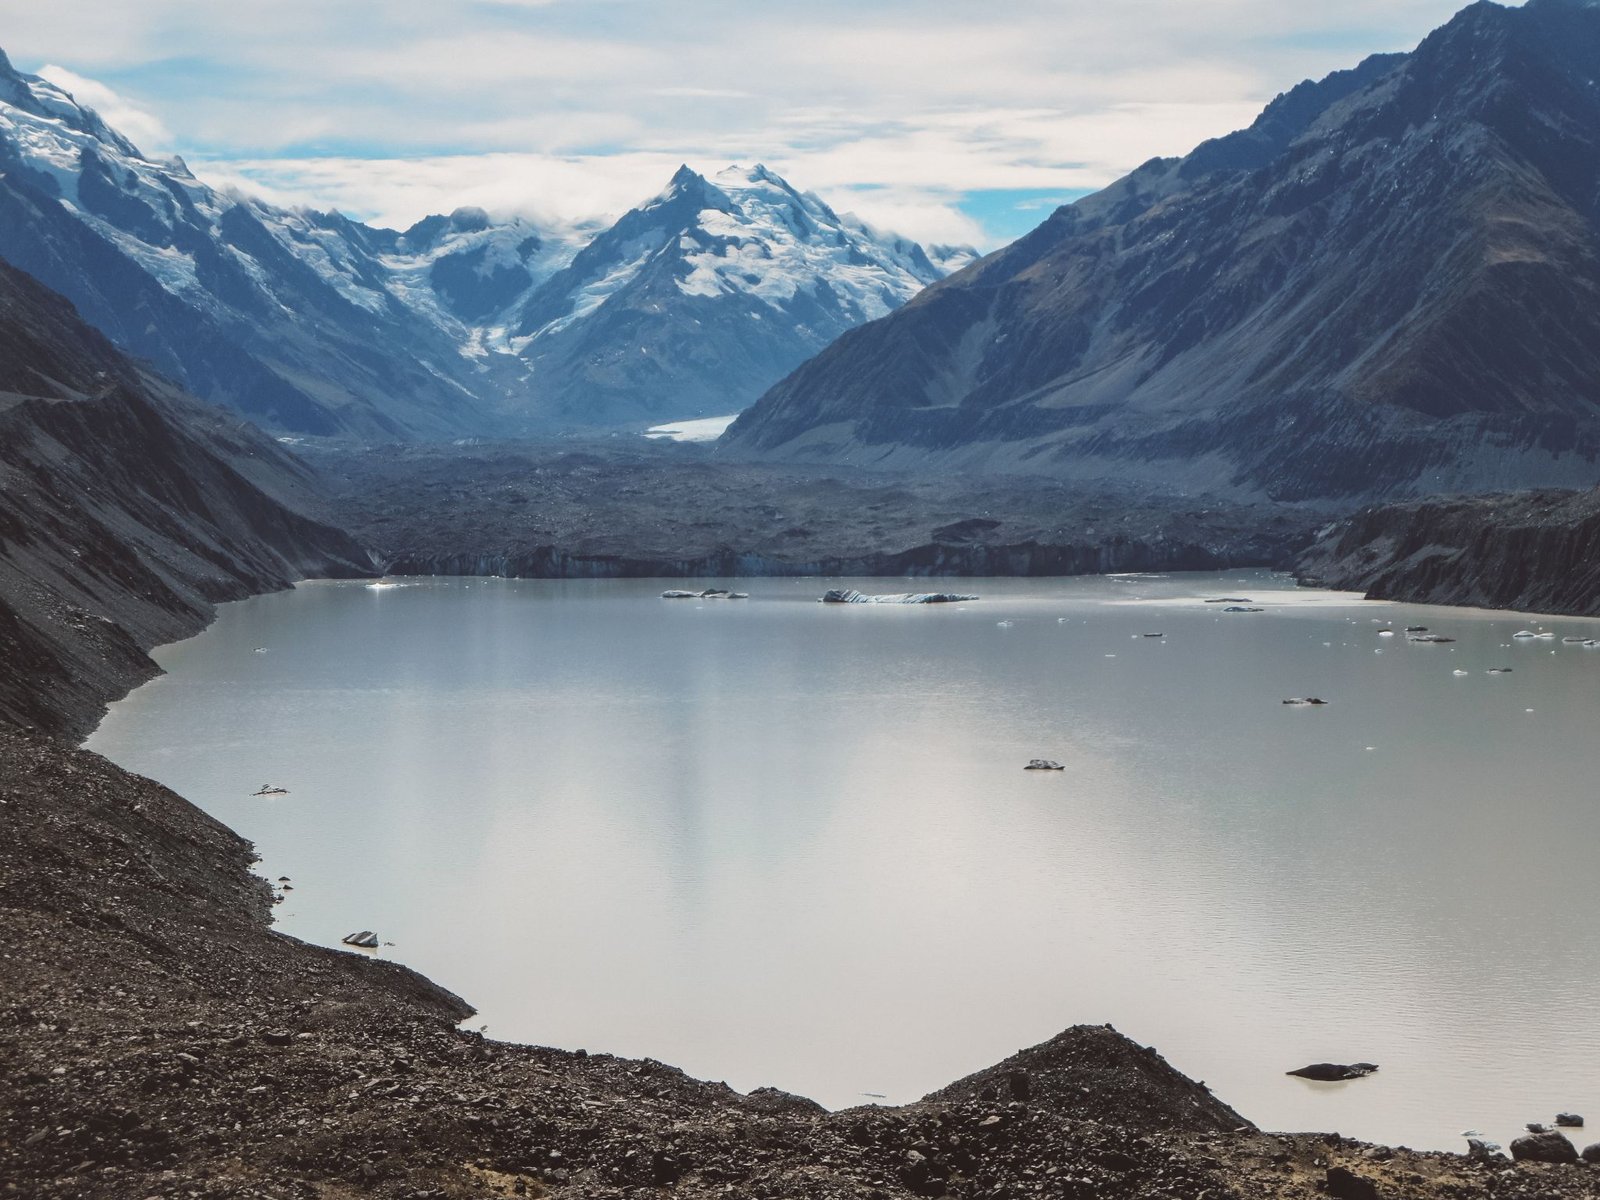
(638, 164, 734, 221)
(448, 206, 491, 232)
(714, 163, 797, 192)
(665, 163, 708, 193)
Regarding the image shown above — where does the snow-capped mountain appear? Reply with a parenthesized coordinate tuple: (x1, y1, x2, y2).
(505, 164, 962, 426)
(0, 47, 972, 437)
(0, 49, 525, 437)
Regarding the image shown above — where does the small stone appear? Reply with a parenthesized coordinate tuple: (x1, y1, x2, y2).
(1465, 1138, 1504, 1162)
(260, 1030, 293, 1047)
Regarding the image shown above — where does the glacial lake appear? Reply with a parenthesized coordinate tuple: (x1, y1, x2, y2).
(87, 572, 1600, 1152)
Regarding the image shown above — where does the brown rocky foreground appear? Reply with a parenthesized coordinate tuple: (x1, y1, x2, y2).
(4, 731, 1599, 1199)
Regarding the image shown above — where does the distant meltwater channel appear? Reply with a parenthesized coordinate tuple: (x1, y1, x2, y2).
(86, 571, 1600, 1152)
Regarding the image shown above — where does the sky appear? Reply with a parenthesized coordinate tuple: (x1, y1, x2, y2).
(2, 0, 1505, 249)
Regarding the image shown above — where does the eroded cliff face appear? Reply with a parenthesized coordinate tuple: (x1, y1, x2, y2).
(1295, 488, 1600, 614)
(0, 259, 372, 738)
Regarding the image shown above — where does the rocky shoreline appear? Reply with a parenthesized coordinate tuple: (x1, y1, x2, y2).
(13, 727, 1600, 1199)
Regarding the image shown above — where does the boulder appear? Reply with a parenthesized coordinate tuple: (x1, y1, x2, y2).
(1556, 1113, 1585, 1128)
(342, 931, 380, 949)
(1025, 760, 1065, 771)
(1510, 1130, 1578, 1164)
(1581, 1142, 1600, 1163)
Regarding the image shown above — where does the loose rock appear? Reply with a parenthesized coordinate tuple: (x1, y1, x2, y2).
(1511, 1130, 1579, 1164)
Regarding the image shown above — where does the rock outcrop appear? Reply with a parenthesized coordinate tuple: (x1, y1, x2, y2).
(1294, 487, 1600, 615)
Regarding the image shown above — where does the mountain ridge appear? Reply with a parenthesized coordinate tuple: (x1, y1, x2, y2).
(723, 0, 1600, 502)
(0, 254, 372, 738)
(0, 53, 971, 437)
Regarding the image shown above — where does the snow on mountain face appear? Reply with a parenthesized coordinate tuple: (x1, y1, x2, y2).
(677, 165, 942, 321)
(377, 208, 601, 357)
(504, 163, 972, 427)
(924, 244, 984, 275)
(0, 52, 512, 437)
(0, 47, 969, 435)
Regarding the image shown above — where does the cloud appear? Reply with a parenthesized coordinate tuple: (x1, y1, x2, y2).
(4, 1, 1507, 247)
(34, 65, 174, 155)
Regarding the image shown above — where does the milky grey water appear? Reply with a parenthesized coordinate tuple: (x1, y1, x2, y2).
(86, 572, 1600, 1151)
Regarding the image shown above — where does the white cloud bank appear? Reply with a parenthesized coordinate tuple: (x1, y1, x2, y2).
(33, 64, 174, 155)
(3, 0, 1505, 246)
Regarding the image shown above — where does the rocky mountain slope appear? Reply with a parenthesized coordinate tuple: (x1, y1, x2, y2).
(0, 48, 964, 437)
(0, 256, 371, 738)
(725, 0, 1600, 502)
(1296, 486, 1600, 614)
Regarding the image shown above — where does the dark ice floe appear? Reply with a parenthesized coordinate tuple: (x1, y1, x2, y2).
(819, 590, 978, 605)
